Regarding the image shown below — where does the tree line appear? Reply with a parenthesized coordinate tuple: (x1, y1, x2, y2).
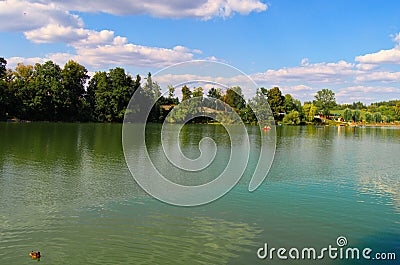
(1, 58, 399, 124)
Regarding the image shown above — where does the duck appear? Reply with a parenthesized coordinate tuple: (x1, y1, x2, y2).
(29, 251, 41, 259)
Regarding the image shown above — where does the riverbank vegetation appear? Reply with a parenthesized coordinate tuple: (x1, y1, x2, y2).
(1, 58, 399, 125)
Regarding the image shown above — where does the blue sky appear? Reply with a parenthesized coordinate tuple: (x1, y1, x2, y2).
(1, 0, 400, 103)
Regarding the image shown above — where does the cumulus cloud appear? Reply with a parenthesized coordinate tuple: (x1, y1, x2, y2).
(355, 32, 400, 65)
(355, 71, 400, 83)
(7, 56, 48, 66)
(355, 48, 400, 65)
(27, 0, 267, 19)
(251, 60, 357, 84)
(75, 44, 196, 68)
(0, 0, 82, 32)
(1, 0, 266, 71)
(336, 86, 400, 103)
(24, 24, 116, 47)
(7, 43, 200, 69)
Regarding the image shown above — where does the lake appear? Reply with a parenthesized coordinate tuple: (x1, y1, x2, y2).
(0, 123, 399, 264)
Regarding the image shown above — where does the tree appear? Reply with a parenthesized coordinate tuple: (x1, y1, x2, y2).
(0, 58, 7, 120)
(206, 87, 223, 110)
(239, 104, 257, 125)
(350, 101, 365, 110)
(0, 57, 7, 79)
(207, 87, 222, 99)
(224, 86, 245, 110)
(284, 94, 296, 113)
(182, 85, 192, 101)
(249, 88, 274, 126)
(303, 103, 317, 122)
(352, 109, 361, 122)
(7, 63, 34, 118)
(373, 112, 382, 123)
(282, 110, 300, 125)
(87, 68, 137, 122)
(313, 89, 336, 116)
(61, 60, 89, 120)
(395, 102, 400, 118)
(266, 87, 285, 121)
(192, 87, 204, 98)
(168, 85, 175, 99)
(365, 112, 373, 123)
(343, 108, 353, 122)
(27, 61, 63, 120)
(109, 67, 136, 121)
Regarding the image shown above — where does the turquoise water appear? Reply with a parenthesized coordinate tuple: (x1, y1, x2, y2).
(0, 123, 398, 264)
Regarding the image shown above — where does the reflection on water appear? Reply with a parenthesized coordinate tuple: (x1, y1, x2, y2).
(0, 123, 399, 264)
(358, 174, 400, 211)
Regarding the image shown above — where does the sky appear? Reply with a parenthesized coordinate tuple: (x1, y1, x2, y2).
(1, 0, 400, 104)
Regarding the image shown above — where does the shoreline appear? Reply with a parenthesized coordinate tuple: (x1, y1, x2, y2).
(3, 119, 400, 128)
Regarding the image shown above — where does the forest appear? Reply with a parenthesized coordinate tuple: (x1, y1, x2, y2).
(1, 58, 399, 125)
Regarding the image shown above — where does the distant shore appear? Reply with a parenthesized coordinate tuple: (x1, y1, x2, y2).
(4, 117, 400, 128)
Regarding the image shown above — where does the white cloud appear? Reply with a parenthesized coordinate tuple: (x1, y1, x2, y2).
(0, 0, 82, 32)
(393, 33, 400, 44)
(27, 0, 267, 20)
(287, 84, 313, 92)
(3, 0, 263, 72)
(24, 24, 87, 43)
(301, 58, 309, 66)
(355, 32, 400, 65)
(74, 43, 196, 68)
(7, 43, 200, 69)
(24, 24, 116, 47)
(355, 48, 400, 65)
(7, 56, 48, 66)
(251, 60, 357, 84)
(356, 63, 378, 71)
(355, 71, 400, 83)
(336, 86, 400, 103)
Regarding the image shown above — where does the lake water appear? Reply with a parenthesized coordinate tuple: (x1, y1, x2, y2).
(0, 123, 398, 264)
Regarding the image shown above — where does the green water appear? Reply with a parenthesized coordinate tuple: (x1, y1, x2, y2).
(0, 123, 398, 264)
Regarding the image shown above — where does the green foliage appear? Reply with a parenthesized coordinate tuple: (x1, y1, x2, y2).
(266, 87, 285, 121)
(343, 108, 353, 122)
(352, 109, 362, 122)
(302, 103, 317, 122)
(349, 101, 365, 110)
(282, 110, 300, 125)
(0, 57, 7, 79)
(284, 94, 296, 113)
(87, 67, 139, 122)
(224, 86, 245, 111)
(249, 88, 273, 126)
(168, 85, 175, 99)
(373, 112, 382, 123)
(192, 87, 204, 98)
(395, 102, 400, 116)
(2, 57, 400, 125)
(207, 87, 222, 99)
(182, 85, 192, 101)
(365, 112, 373, 123)
(61, 60, 89, 121)
(313, 89, 336, 116)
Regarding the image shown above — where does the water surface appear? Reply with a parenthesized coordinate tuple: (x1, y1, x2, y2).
(0, 123, 398, 264)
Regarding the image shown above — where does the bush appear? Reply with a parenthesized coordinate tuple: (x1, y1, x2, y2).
(282, 110, 300, 125)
